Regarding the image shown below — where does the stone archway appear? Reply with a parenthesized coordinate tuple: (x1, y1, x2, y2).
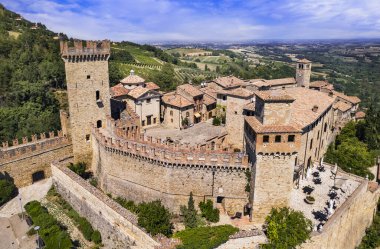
(32, 171, 45, 183)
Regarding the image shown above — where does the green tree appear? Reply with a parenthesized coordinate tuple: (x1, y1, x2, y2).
(180, 192, 198, 228)
(153, 63, 177, 91)
(262, 207, 312, 249)
(199, 199, 219, 222)
(212, 117, 221, 126)
(0, 178, 16, 205)
(137, 200, 173, 236)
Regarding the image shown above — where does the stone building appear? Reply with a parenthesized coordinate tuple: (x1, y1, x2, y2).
(224, 87, 255, 150)
(60, 40, 111, 162)
(296, 58, 312, 88)
(177, 84, 206, 123)
(161, 92, 194, 129)
(310, 80, 334, 93)
(246, 78, 297, 91)
(244, 87, 335, 221)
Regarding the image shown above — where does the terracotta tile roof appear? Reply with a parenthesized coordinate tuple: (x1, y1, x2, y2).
(255, 90, 295, 102)
(177, 84, 203, 97)
(225, 87, 254, 98)
(145, 82, 160, 91)
(333, 101, 352, 112)
(245, 116, 301, 133)
(200, 86, 218, 99)
(252, 88, 335, 130)
(203, 94, 216, 106)
(243, 102, 255, 111)
(355, 111, 366, 119)
(212, 76, 245, 89)
(332, 91, 361, 105)
(111, 83, 130, 97)
(120, 74, 145, 84)
(162, 92, 193, 108)
(127, 86, 150, 99)
(310, 81, 328, 88)
(261, 78, 296, 87)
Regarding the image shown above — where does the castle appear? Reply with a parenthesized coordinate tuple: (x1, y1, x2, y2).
(1, 39, 378, 248)
(56, 40, 365, 222)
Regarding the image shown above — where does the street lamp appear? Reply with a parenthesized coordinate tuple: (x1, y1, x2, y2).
(18, 195, 24, 220)
(34, 226, 40, 249)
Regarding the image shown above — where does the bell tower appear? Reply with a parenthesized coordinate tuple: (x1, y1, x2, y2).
(60, 40, 111, 162)
(296, 58, 311, 88)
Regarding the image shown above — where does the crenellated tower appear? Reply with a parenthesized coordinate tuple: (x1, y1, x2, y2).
(60, 40, 111, 162)
(296, 58, 311, 88)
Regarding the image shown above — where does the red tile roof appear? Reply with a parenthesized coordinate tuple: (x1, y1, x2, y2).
(212, 76, 245, 89)
(177, 84, 203, 97)
(355, 111, 366, 119)
(145, 82, 160, 91)
(127, 86, 150, 99)
(245, 116, 301, 133)
(110, 83, 130, 97)
(162, 92, 193, 108)
(332, 91, 361, 105)
(333, 101, 352, 112)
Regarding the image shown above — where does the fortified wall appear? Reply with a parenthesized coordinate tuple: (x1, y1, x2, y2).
(91, 119, 250, 214)
(51, 161, 158, 249)
(0, 131, 72, 187)
(302, 179, 380, 249)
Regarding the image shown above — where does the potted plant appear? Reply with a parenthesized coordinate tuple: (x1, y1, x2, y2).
(303, 185, 315, 195)
(304, 195, 315, 204)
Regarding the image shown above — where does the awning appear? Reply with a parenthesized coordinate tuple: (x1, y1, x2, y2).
(194, 112, 201, 118)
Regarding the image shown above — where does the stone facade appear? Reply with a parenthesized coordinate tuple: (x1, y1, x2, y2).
(91, 126, 249, 214)
(52, 162, 158, 249)
(162, 104, 194, 129)
(61, 40, 111, 162)
(296, 59, 312, 88)
(0, 132, 72, 187)
(126, 92, 161, 128)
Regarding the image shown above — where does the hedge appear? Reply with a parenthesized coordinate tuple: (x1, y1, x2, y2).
(24, 200, 73, 249)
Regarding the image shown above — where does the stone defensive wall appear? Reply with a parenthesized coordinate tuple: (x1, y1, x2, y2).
(0, 131, 72, 187)
(302, 168, 380, 249)
(91, 123, 250, 214)
(51, 160, 159, 249)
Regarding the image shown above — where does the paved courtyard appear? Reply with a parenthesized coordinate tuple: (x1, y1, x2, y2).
(145, 122, 227, 145)
(290, 163, 360, 230)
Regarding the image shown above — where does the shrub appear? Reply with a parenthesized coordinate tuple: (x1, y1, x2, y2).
(24, 201, 73, 249)
(137, 200, 173, 236)
(174, 225, 238, 249)
(91, 230, 102, 244)
(199, 199, 219, 223)
(180, 192, 198, 228)
(68, 162, 88, 178)
(212, 117, 221, 126)
(114, 197, 140, 214)
(78, 217, 94, 241)
(262, 207, 312, 249)
(89, 177, 98, 187)
(0, 178, 17, 206)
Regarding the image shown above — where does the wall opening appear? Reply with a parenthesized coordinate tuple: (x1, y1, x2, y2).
(96, 90, 100, 101)
(32, 171, 45, 183)
(97, 120, 102, 128)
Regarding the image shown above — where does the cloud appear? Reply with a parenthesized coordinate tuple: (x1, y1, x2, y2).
(2, 0, 380, 42)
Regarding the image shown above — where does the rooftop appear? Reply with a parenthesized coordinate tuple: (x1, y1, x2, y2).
(162, 92, 193, 108)
(145, 122, 227, 146)
(212, 76, 245, 89)
(120, 73, 145, 85)
(145, 82, 160, 91)
(332, 91, 361, 105)
(255, 90, 295, 102)
(355, 111, 366, 119)
(298, 58, 311, 63)
(110, 83, 130, 97)
(177, 84, 204, 97)
(200, 86, 218, 99)
(333, 101, 352, 112)
(225, 87, 254, 98)
(251, 78, 296, 88)
(127, 86, 150, 99)
(245, 116, 300, 133)
(203, 93, 216, 106)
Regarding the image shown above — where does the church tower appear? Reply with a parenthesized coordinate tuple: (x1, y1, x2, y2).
(296, 59, 311, 88)
(60, 40, 111, 162)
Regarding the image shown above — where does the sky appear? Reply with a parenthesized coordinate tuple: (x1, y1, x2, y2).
(3, 0, 380, 42)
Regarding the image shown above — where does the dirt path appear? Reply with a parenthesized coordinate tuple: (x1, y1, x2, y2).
(40, 198, 94, 249)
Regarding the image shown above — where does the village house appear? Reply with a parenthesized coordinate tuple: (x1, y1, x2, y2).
(161, 92, 194, 129)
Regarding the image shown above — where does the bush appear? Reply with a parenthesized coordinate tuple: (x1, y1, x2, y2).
(24, 201, 73, 249)
(0, 178, 17, 206)
(180, 192, 198, 228)
(91, 230, 102, 244)
(262, 207, 312, 249)
(212, 117, 221, 126)
(89, 177, 98, 188)
(114, 197, 140, 214)
(78, 217, 94, 241)
(68, 162, 87, 178)
(137, 200, 173, 236)
(174, 225, 238, 249)
(199, 200, 219, 223)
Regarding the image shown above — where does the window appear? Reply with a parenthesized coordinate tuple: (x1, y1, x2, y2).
(186, 112, 189, 117)
(96, 120, 102, 128)
(87, 75, 91, 79)
(222, 95, 227, 101)
(310, 139, 313, 150)
(170, 110, 173, 116)
(85, 134, 90, 142)
(96, 90, 100, 101)
(324, 123, 327, 132)
(317, 131, 320, 140)
(263, 135, 269, 143)
(153, 118, 156, 124)
(146, 98, 151, 103)
(288, 135, 295, 142)
(142, 120, 145, 126)
(171, 119, 173, 123)
(235, 111, 238, 115)
(275, 135, 281, 143)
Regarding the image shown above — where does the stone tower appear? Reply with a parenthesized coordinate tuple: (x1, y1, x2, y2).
(60, 40, 111, 162)
(296, 58, 311, 88)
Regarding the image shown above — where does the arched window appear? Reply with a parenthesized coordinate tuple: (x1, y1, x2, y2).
(96, 90, 100, 101)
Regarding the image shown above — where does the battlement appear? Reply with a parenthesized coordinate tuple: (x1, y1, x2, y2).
(60, 40, 110, 62)
(93, 125, 249, 170)
(0, 131, 69, 161)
